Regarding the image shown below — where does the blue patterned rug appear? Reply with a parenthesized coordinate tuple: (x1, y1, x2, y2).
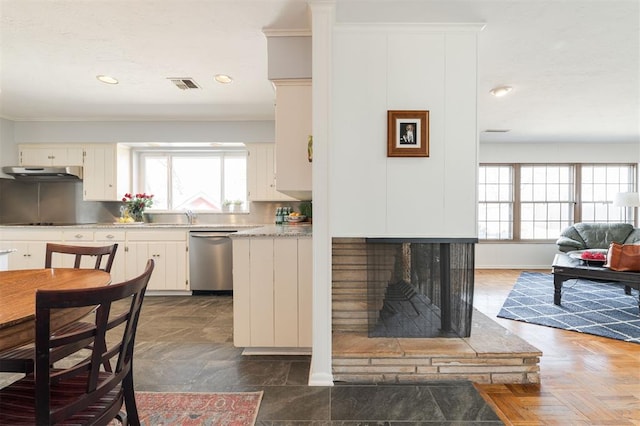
(497, 272, 640, 344)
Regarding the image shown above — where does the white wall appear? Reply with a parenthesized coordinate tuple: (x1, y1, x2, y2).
(0, 118, 17, 179)
(480, 142, 640, 163)
(330, 25, 481, 238)
(11, 120, 275, 145)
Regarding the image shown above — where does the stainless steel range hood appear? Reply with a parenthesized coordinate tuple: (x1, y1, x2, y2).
(2, 166, 83, 181)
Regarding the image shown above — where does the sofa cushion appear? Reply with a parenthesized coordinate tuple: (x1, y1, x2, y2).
(625, 228, 640, 244)
(573, 222, 634, 249)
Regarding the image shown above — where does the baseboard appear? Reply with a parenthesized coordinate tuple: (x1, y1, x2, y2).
(241, 347, 311, 356)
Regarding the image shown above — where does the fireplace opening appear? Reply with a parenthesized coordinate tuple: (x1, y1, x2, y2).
(366, 239, 476, 338)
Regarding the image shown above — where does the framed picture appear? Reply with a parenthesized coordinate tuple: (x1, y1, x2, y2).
(387, 110, 429, 157)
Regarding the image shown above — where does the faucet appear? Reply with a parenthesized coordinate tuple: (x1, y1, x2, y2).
(184, 210, 197, 225)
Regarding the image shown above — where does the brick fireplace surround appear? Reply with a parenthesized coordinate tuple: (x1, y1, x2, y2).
(332, 238, 542, 384)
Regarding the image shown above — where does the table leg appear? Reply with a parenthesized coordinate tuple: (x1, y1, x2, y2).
(624, 285, 631, 295)
(553, 275, 564, 305)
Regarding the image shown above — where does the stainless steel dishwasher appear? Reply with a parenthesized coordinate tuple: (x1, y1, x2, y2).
(189, 230, 237, 293)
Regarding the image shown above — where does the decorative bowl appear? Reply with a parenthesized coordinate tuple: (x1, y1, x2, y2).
(287, 215, 306, 223)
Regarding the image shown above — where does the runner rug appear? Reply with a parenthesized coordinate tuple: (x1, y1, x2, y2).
(497, 271, 640, 344)
(130, 391, 263, 426)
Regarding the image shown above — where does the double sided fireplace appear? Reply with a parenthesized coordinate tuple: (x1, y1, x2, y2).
(332, 237, 541, 385)
(365, 238, 477, 338)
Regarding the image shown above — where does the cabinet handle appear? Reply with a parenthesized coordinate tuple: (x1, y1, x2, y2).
(75, 234, 84, 239)
(106, 234, 114, 239)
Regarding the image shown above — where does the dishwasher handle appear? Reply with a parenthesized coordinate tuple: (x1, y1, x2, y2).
(190, 232, 236, 238)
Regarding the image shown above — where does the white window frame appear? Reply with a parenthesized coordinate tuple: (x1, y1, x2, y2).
(479, 163, 637, 242)
(135, 147, 248, 213)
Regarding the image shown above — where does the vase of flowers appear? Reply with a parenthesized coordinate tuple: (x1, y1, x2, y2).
(122, 193, 154, 222)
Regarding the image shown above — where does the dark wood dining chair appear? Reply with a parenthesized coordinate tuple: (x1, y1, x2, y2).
(0, 259, 154, 426)
(45, 242, 119, 272)
(0, 243, 118, 374)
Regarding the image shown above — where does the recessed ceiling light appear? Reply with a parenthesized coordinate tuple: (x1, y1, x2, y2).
(214, 74, 233, 84)
(489, 85, 512, 97)
(96, 75, 119, 85)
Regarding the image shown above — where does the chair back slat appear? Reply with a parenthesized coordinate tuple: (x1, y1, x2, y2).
(44, 243, 118, 272)
(33, 259, 153, 425)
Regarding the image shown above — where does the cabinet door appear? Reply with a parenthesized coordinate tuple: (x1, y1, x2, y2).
(95, 231, 126, 283)
(125, 241, 187, 291)
(125, 242, 150, 281)
(83, 144, 131, 201)
(249, 238, 275, 346)
(19, 145, 84, 166)
(232, 238, 251, 347)
(246, 144, 295, 201)
(274, 238, 299, 347)
(297, 238, 313, 347)
(161, 241, 188, 291)
(0, 241, 47, 270)
(20, 147, 52, 166)
(83, 145, 115, 201)
(274, 81, 312, 197)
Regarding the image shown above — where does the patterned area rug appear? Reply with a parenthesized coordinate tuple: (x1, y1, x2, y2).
(498, 272, 640, 344)
(132, 391, 263, 426)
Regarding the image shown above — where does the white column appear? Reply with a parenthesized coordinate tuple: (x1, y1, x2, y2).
(308, 0, 335, 386)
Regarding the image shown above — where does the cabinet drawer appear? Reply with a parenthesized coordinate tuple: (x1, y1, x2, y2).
(0, 230, 63, 241)
(63, 231, 94, 241)
(95, 231, 126, 241)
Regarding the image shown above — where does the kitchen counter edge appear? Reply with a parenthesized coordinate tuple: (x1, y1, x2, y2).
(231, 224, 312, 238)
(0, 223, 266, 230)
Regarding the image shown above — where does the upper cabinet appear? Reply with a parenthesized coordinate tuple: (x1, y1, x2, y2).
(246, 143, 295, 201)
(265, 31, 312, 201)
(273, 80, 312, 200)
(83, 144, 131, 201)
(19, 144, 84, 167)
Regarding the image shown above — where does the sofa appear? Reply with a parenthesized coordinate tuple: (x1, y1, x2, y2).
(556, 222, 640, 253)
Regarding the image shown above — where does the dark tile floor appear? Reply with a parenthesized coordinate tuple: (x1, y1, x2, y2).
(133, 295, 503, 425)
(0, 295, 503, 425)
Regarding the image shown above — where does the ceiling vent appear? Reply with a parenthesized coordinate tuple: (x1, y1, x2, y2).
(168, 78, 201, 90)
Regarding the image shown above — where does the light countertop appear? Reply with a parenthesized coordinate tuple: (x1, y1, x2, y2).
(231, 224, 312, 238)
(0, 223, 265, 230)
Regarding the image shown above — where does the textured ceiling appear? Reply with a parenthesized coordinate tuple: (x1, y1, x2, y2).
(0, 0, 638, 145)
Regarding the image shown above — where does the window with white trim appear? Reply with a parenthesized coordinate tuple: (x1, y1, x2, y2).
(478, 163, 637, 241)
(478, 165, 513, 240)
(137, 148, 247, 212)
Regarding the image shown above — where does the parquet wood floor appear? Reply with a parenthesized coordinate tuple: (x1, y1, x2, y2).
(473, 269, 640, 426)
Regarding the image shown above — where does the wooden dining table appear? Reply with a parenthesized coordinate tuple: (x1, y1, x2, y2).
(0, 268, 111, 352)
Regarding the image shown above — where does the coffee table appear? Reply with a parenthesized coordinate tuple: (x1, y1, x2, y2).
(552, 253, 640, 312)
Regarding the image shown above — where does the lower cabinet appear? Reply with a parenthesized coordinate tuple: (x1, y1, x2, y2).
(0, 228, 187, 292)
(125, 230, 188, 292)
(232, 236, 312, 348)
(0, 230, 63, 270)
(54, 230, 127, 283)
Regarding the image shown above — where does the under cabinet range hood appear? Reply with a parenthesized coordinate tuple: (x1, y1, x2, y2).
(2, 166, 83, 181)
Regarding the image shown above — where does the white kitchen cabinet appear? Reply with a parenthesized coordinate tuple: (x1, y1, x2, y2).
(232, 236, 312, 348)
(54, 230, 126, 283)
(0, 230, 63, 270)
(83, 144, 131, 201)
(19, 144, 84, 167)
(273, 80, 312, 200)
(246, 144, 295, 201)
(124, 230, 188, 292)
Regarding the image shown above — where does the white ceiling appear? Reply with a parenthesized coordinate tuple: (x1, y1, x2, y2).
(1, 0, 638, 145)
